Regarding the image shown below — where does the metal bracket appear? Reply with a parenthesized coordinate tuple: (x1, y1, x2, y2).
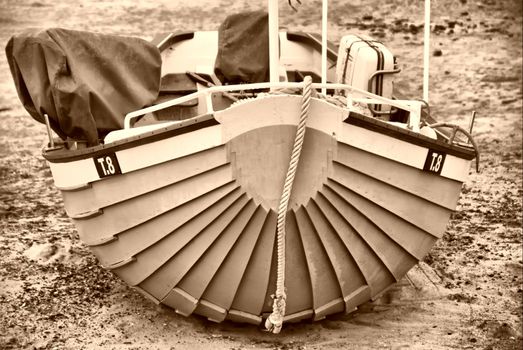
(367, 67, 402, 116)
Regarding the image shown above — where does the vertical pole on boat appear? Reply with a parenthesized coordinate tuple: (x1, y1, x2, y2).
(268, 0, 280, 90)
(44, 113, 55, 149)
(423, 0, 431, 102)
(321, 0, 328, 95)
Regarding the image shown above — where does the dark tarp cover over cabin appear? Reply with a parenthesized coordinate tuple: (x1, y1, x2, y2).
(215, 11, 270, 84)
(6, 28, 161, 145)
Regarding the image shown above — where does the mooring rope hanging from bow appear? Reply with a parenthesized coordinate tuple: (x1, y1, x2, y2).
(265, 75, 313, 334)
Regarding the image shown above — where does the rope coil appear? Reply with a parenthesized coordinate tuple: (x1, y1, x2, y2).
(265, 76, 313, 334)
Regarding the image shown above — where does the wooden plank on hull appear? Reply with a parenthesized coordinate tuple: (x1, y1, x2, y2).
(113, 188, 244, 286)
(165, 200, 257, 317)
(315, 189, 417, 282)
(62, 146, 227, 216)
(90, 182, 238, 267)
(194, 300, 228, 322)
(138, 194, 251, 300)
(227, 309, 262, 325)
(323, 182, 436, 260)
(305, 198, 369, 312)
(261, 234, 278, 316)
(227, 211, 277, 324)
(196, 206, 269, 322)
(284, 309, 314, 323)
(315, 186, 396, 297)
(75, 164, 233, 244)
(162, 287, 198, 317)
(331, 162, 451, 238)
(280, 211, 314, 321)
(294, 207, 345, 320)
(343, 285, 372, 313)
(335, 143, 463, 210)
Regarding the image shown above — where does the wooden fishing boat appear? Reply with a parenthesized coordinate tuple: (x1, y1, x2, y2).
(7, 0, 478, 333)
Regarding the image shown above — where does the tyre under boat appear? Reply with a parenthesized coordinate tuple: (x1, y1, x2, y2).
(44, 94, 475, 324)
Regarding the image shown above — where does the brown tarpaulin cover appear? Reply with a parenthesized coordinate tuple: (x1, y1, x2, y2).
(6, 28, 161, 145)
(214, 11, 270, 84)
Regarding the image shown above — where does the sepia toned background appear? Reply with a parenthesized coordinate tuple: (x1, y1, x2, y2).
(0, 0, 521, 348)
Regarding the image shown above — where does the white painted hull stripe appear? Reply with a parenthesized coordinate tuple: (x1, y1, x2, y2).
(338, 123, 470, 182)
(50, 125, 223, 188)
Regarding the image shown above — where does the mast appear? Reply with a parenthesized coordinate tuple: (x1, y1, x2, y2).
(321, 0, 328, 95)
(268, 0, 280, 89)
(423, 0, 431, 102)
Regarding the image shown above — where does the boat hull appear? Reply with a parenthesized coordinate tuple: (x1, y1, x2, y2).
(45, 95, 473, 324)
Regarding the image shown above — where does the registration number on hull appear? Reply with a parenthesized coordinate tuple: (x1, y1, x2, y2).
(423, 149, 446, 175)
(94, 153, 122, 178)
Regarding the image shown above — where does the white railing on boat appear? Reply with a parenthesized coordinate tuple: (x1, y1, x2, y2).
(124, 81, 423, 131)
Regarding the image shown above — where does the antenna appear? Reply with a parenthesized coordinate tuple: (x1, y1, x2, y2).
(423, 0, 431, 102)
(269, 0, 280, 90)
(321, 0, 328, 95)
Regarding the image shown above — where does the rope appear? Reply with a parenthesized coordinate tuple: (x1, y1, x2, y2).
(426, 122, 481, 173)
(265, 76, 313, 334)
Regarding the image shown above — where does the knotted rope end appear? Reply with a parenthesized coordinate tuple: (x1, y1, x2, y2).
(265, 293, 287, 334)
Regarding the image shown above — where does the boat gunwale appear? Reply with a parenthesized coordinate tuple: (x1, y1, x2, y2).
(42, 103, 475, 166)
(42, 114, 219, 163)
(344, 111, 476, 160)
